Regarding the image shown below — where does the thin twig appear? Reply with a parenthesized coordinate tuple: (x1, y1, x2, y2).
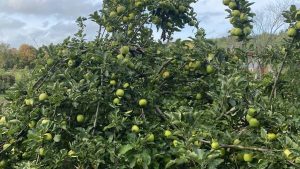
(269, 40, 293, 102)
(92, 102, 100, 135)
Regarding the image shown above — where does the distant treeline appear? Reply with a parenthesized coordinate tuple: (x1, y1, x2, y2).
(0, 43, 38, 70)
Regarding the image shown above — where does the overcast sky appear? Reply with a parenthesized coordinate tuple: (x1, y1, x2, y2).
(0, 0, 297, 48)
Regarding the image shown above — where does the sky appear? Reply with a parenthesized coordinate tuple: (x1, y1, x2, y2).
(0, 0, 295, 48)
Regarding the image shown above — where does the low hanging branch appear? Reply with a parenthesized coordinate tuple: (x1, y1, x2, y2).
(199, 139, 278, 152)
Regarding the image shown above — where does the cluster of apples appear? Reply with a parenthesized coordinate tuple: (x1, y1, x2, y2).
(223, 0, 252, 38)
(287, 11, 300, 38)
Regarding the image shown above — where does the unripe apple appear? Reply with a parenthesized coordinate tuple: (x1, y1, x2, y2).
(287, 28, 297, 37)
(284, 149, 292, 159)
(164, 130, 172, 138)
(296, 21, 300, 29)
(240, 13, 248, 22)
(25, 98, 34, 106)
(249, 118, 259, 127)
(39, 148, 46, 156)
(243, 27, 252, 35)
(113, 98, 120, 105)
(243, 153, 253, 162)
(229, 2, 237, 9)
(47, 58, 54, 65)
(128, 13, 135, 20)
(123, 83, 130, 88)
(120, 46, 130, 55)
(116, 89, 125, 97)
(110, 80, 117, 85)
(76, 114, 85, 123)
(116, 5, 125, 14)
(267, 133, 277, 141)
(146, 133, 155, 142)
(39, 93, 48, 101)
(247, 107, 256, 116)
(223, 0, 231, 6)
(109, 11, 117, 18)
(131, 125, 140, 133)
(173, 140, 179, 147)
(162, 71, 170, 79)
(43, 133, 53, 141)
(195, 93, 202, 100)
(231, 10, 241, 17)
(211, 141, 220, 150)
(138, 99, 148, 107)
(41, 119, 50, 125)
(68, 150, 76, 157)
(206, 65, 214, 74)
(233, 139, 241, 145)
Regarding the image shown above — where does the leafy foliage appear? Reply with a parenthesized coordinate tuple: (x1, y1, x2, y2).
(0, 0, 299, 169)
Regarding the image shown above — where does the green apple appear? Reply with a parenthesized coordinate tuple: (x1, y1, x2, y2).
(68, 59, 74, 67)
(138, 99, 148, 107)
(39, 93, 48, 101)
(131, 125, 140, 133)
(287, 28, 297, 37)
(284, 149, 292, 159)
(240, 13, 248, 22)
(123, 83, 130, 88)
(206, 65, 214, 74)
(243, 27, 252, 35)
(110, 80, 117, 85)
(267, 133, 277, 141)
(113, 98, 120, 105)
(109, 11, 117, 18)
(178, 5, 186, 13)
(195, 93, 202, 100)
(68, 150, 76, 157)
(162, 71, 170, 79)
(247, 107, 256, 116)
(233, 139, 241, 145)
(228, 2, 237, 9)
(116, 89, 125, 97)
(39, 148, 46, 156)
(296, 21, 300, 29)
(25, 98, 34, 106)
(249, 118, 259, 127)
(246, 114, 252, 122)
(146, 133, 155, 142)
(128, 13, 135, 20)
(120, 46, 130, 55)
(116, 5, 125, 14)
(28, 121, 36, 128)
(122, 16, 129, 22)
(211, 141, 220, 150)
(41, 119, 50, 125)
(106, 26, 113, 32)
(164, 130, 172, 138)
(173, 140, 179, 147)
(47, 58, 54, 65)
(0, 160, 6, 168)
(43, 133, 53, 141)
(223, 0, 231, 6)
(243, 153, 253, 162)
(76, 114, 85, 123)
(231, 10, 240, 17)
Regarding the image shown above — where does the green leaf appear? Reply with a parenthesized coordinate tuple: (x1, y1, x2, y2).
(118, 144, 133, 155)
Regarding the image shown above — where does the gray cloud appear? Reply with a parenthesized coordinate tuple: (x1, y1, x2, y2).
(0, 0, 101, 19)
(0, 16, 26, 30)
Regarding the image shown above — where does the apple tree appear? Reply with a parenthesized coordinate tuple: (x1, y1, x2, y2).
(0, 0, 300, 169)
